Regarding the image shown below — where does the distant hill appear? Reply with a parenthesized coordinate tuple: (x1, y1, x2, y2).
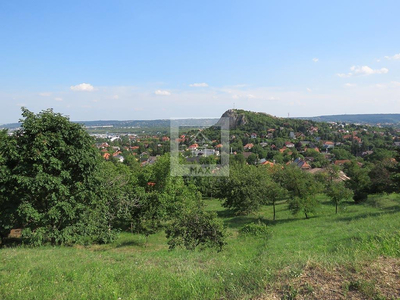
(2, 113, 400, 131)
(0, 118, 219, 130)
(298, 114, 400, 125)
(213, 109, 314, 133)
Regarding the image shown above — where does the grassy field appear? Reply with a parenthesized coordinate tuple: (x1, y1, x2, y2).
(1, 194, 400, 299)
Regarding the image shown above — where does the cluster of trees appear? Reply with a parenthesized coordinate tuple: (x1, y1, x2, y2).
(204, 162, 353, 220)
(2, 108, 400, 251)
(0, 109, 225, 250)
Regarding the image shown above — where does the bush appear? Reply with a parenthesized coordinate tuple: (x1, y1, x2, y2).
(166, 207, 226, 252)
(239, 222, 271, 237)
(353, 191, 368, 203)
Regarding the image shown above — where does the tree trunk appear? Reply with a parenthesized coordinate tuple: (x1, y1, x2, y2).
(273, 202, 276, 221)
(336, 203, 338, 214)
(304, 212, 308, 219)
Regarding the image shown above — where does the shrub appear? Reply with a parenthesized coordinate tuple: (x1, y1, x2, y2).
(239, 222, 271, 237)
(166, 207, 226, 252)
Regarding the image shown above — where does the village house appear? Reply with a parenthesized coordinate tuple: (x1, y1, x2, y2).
(244, 143, 254, 150)
(189, 143, 199, 150)
(285, 141, 295, 148)
(291, 157, 311, 170)
(323, 141, 335, 149)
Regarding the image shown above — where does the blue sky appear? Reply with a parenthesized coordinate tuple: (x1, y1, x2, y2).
(1, 0, 400, 123)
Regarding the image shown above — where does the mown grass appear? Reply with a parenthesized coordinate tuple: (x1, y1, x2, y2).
(1, 193, 400, 299)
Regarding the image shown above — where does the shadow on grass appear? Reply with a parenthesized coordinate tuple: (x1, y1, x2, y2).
(115, 239, 145, 248)
(113, 234, 147, 248)
(335, 208, 400, 223)
(220, 210, 309, 229)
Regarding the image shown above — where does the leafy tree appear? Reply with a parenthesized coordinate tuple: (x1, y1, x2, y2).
(343, 161, 371, 203)
(276, 166, 323, 219)
(217, 164, 268, 214)
(0, 108, 115, 245)
(216, 164, 287, 218)
(96, 160, 141, 233)
(365, 149, 395, 163)
(304, 149, 329, 168)
(0, 130, 15, 243)
(326, 181, 353, 214)
(123, 154, 141, 173)
(264, 176, 287, 221)
(231, 153, 246, 165)
(252, 144, 267, 159)
(246, 153, 258, 165)
(368, 161, 395, 194)
(331, 148, 354, 160)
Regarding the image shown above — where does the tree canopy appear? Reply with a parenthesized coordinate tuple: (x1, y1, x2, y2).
(0, 108, 115, 245)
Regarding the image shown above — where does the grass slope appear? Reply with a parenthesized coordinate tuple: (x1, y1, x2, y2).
(1, 194, 400, 299)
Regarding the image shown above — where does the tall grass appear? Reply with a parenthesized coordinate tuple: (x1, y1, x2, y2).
(1, 193, 400, 299)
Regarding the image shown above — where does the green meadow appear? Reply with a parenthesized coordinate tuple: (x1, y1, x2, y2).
(1, 194, 400, 299)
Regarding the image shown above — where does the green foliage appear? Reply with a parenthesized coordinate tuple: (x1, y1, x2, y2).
(0, 108, 116, 245)
(276, 165, 323, 219)
(326, 181, 353, 213)
(166, 201, 226, 251)
(246, 153, 258, 165)
(231, 153, 246, 165)
(331, 148, 354, 160)
(304, 149, 329, 168)
(217, 164, 268, 214)
(343, 161, 371, 203)
(368, 162, 395, 194)
(199, 155, 217, 165)
(239, 221, 271, 237)
(2, 194, 400, 299)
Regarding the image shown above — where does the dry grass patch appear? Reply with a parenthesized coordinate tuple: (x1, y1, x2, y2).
(260, 257, 400, 300)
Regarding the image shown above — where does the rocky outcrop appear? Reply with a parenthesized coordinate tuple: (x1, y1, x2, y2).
(215, 109, 248, 130)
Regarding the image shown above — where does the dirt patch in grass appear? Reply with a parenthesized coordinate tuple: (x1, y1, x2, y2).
(259, 257, 400, 299)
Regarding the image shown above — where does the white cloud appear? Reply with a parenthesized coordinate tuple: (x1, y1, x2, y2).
(39, 92, 52, 97)
(312, 58, 319, 62)
(351, 65, 388, 75)
(227, 92, 256, 100)
(307, 88, 312, 92)
(70, 83, 95, 91)
(189, 83, 209, 87)
(390, 81, 400, 87)
(112, 95, 119, 99)
(269, 96, 280, 100)
(337, 66, 388, 77)
(385, 53, 400, 60)
(54, 97, 63, 101)
(154, 90, 171, 96)
(337, 73, 351, 78)
(344, 83, 357, 88)
(375, 84, 386, 89)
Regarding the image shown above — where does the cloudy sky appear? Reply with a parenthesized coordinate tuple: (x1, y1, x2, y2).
(1, 1, 400, 124)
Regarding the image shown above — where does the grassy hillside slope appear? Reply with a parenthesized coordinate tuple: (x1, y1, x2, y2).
(1, 194, 400, 299)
